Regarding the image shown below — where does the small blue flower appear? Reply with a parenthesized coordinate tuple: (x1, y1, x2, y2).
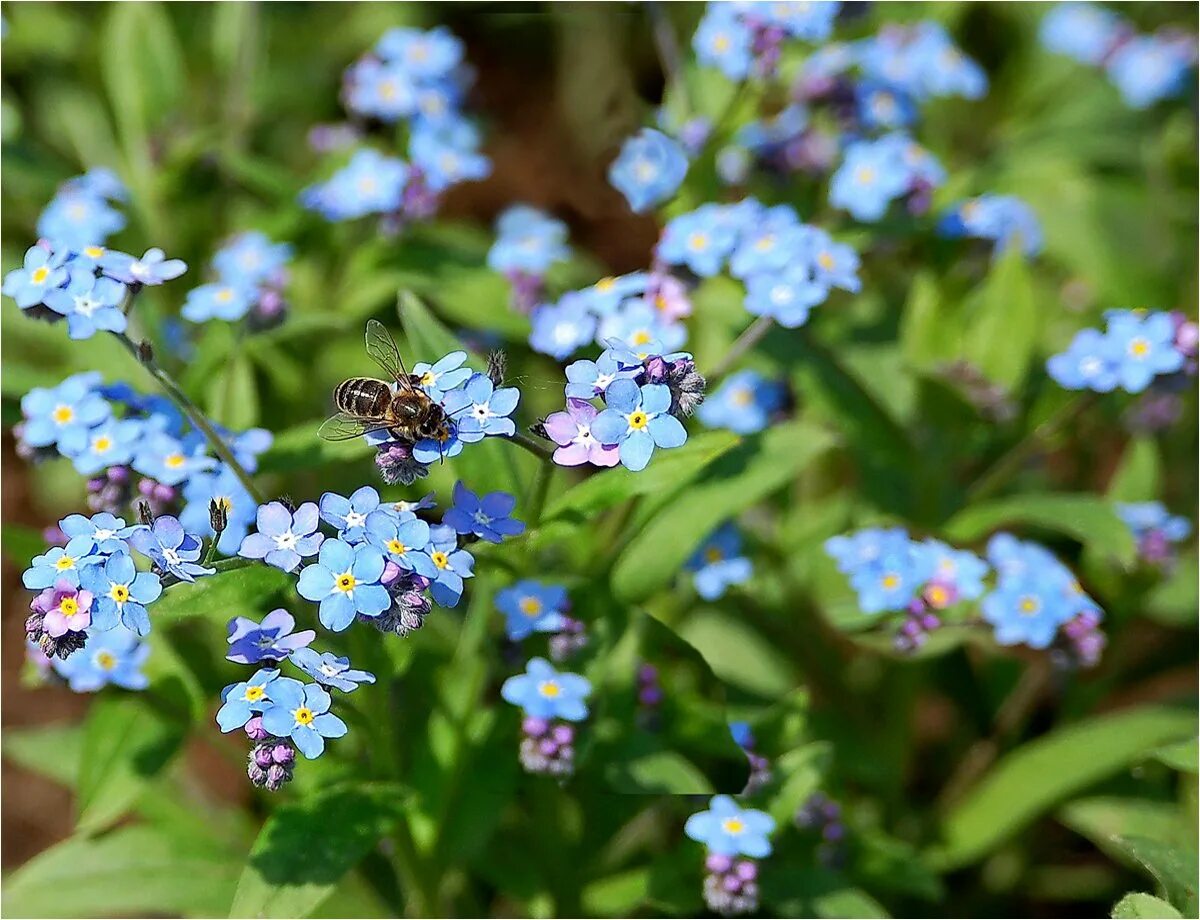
(344, 57, 417, 121)
(501, 657, 591, 720)
(296, 539, 390, 631)
(1105, 310, 1185, 393)
(802, 228, 862, 293)
(743, 264, 826, 328)
(51, 626, 149, 693)
(657, 205, 739, 277)
(42, 267, 129, 339)
(824, 527, 912, 575)
(81, 552, 163, 636)
(226, 427, 273, 473)
(412, 351, 472, 398)
(59, 416, 144, 475)
(487, 205, 570, 275)
(684, 795, 775, 857)
(496, 580, 568, 640)
(58, 512, 137, 556)
(686, 524, 753, 601)
(19, 373, 112, 450)
(529, 296, 598, 361)
(1047, 328, 1122, 392)
(1106, 36, 1193, 109)
(179, 465, 257, 555)
(728, 207, 805, 279)
(226, 608, 316, 665)
(413, 422, 465, 464)
(1040, 3, 1122, 66)
(290, 648, 377, 693)
(215, 668, 281, 732)
(132, 430, 216, 485)
(592, 379, 687, 472)
(856, 82, 918, 130)
(443, 480, 525, 544)
(829, 138, 912, 222)
(261, 678, 348, 759)
(697, 370, 787, 435)
(596, 301, 687, 354)
(693, 6, 753, 80)
(319, 486, 385, 543)
(609, 128, 689, 213)
(425, 524, 475, 607)
(38, 191, 125, 249)
(23, 538, 104, 590)
(365, 509, 436, 577)
(213, 231, 293, 287)
(573, 272, 651, 316)
(301, 148, 408, 221)
(239, 501, 324, 573)
(181, 282, 257, 323)
(377, 25, 463, 77)
(64, 167, 128, 203)
(916, 539, 989, 601)
(128, 515, 214, 582)
(564, 350, 640, 400)
(442, 373, 519, 443)
(1117, 502, 1192, 544)
(981, 576, 1075, 649)
(849, 546, 931, 614)
(99, 248, 187, 286)
(409, 120, 491, 193)
(3, 245, 70, 310)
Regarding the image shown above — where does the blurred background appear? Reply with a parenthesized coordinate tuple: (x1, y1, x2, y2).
(2, 2, 1197, 917)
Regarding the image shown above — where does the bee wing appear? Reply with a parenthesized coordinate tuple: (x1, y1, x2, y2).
(365, 319, 416, 391)
(317, 411, 394, 442)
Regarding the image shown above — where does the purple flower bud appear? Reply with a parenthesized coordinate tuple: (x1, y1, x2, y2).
(722, 874, 744, 893)
(244, 716, 269, 741)
(637, 663, 659, 684)
(735, 860, 758, 881)
(538, 738, 559, 757)
(551, 724, 574, 745)
(706, 853, 733, 874)
(271, 743, 295, 765)
(265, 764, 291, 792)
(823, 822, 845, 841)
(375, 442, 430, 486)
(523, 716, 549, 737)
(639, 686, 664, 706)
(247, 762, 268, 786)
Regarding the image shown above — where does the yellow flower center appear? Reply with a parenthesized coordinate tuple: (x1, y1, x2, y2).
(631, 330, 653, 346)
(627, 410, 648, 430)
(31, 266, 50, 284)
(420, 371, 436, 385)
(293, 707, 315, 726)
(721, 818, 746, 835)
(92, 435, 113, 453)
(1018, 596, 1040, 616)
(754, 234, 776, 252)
(380, 80, 398, 100)
(60, 597, 79, 617)
(818, 251, 835, 270)
(927, 585, 949, 608)
(164, 453, 186, 469)
(705, 547, 723, 563)
(84, 246, 105, 259)
(1129, 338, 1150, 358)
(55, 555, 76, 571)
(244, 685, 266, 702)
(110, 584, 130, 603)
(336, 573, 357, 593)
(595, 276, 616, 292)
(856, 166, 876, 185)
(431, 551, 450, 569)
(96, 651, 117, 671)
(713, 33, 731, 52)
(519, 597, 543, 616)
(386, 539, 407, 555)
(731, 387, 754, 407)
(654, 294, 670, 312)
(537, 680, 561, 698)
(881, 573, 900, 590)
(215, 288, 234, 304)
(52, 405, 74, 424)
(688, 232, 709, 251)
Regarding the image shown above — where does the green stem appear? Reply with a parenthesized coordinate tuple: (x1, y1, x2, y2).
(647, 2, 691, 112)
(111, 331, 266, 504)
(202, 536, 221, 568)
(523, 456, 554, 530)
(966, 393, 1099, 503)
(507, 430, 555, 463)
(706, 315, 775, 385)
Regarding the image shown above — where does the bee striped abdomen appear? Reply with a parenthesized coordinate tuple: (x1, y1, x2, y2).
(335, 378, 393, 418)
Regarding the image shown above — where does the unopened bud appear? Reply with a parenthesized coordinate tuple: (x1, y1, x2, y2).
(209, 497, 229, 534)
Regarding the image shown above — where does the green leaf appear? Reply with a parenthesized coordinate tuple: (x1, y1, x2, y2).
(900, 271, 960, 371)
(963, 225, 1040, 391)
(604, 749, 714, 794)
(76, 693, 188, 834)
(207, 351, 260, 430)
(546, 431, 741, 520)
(1107, 437, 1163, 502)
(1117, 836, 1200, 917)
(1152, 738, 1198, 774)
(611, 422, 834, 602)
(2, 722, 82, 788)
(1145, 558, 1199, 627)
(2, 522, 45, 569)
(929, 705, 1196, 869)
(1058, 797, 1192, 866)
(229, 783, 409, 919)
(256, 421, 372, 474)
(1, 826, 240, 918)
(943, 493, 1136, 566)
(1112, 892, 1184, 919)
(678, 608, 800, 699)
(152, 564, 294, 626)
(582, 869, 651, 917)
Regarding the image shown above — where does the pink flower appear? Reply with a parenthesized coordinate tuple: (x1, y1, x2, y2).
(40, 579, 93, 638)
(647, 271, 692, 324)
(544, 398, 620, 467)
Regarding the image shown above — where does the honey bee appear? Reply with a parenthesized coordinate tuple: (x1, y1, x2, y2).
(318, 319, 451, 445)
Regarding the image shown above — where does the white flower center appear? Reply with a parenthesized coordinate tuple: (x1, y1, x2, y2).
(274, 531, 297, 550)
(93, 528, 115, 541)
(163, 547, 182, 566)
(345, 511, 366, 528)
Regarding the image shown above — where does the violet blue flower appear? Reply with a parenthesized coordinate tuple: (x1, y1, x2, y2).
(226, 609, 317, 665)
(238, 501, 324, 573)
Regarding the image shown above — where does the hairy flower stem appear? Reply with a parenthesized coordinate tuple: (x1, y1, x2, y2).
(524, 455, 554, 530)
(159, 555, 256, 590)
(707, 316, 776, 385)
(111, 330, 266, 505)
(966, 393, 1099, 502)
(508, 430, 555, 462)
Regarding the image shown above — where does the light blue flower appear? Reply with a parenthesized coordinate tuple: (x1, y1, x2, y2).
(496, 580, 568, 640)
(132, 430, 216, 485)
(38, 191, 125, 249)
(824, 527, 911, 575)
(216, 668, 281, 732)
(981, 576, 1075, 649)
(1047, 328, 1122, 392)
(591, 379, 687, 472)
(58, 512, 137, 556)
(596, 301, 687, 354)
(179, 465, 257, 555)
(573, 272, 650, 316)
(442, 373, 519, 442)
(684, 795, 775, 857)
(609, 128, 688, 213)
(23, 538, 104, 590)
(1116, 502, 1192, 544)
(1040, 3, 1122, 65)
(411, 351, 472, 397)
(849, 545, 931, 614)
(301, 148, 408, 221)
(686, 524, 753, 600)
(802, 227, 862, 293)
(290, 648, 377, 693)
(377, 25, 463, 78)
(296, 539, 390, 631)
(128, 515, 214, 582)
(319, 486, 385, 543)
(442, 480, 525, 544)
(19, 373, 111, 450)
(181, 282, 256, 323)
(99, 248, 187, 286)
(916, 539, 988, 601)
(425, 523, 474, 607)
(59, 416, 144, 475)
(830, 138, 912, 222)
(1106, 310, 1184, 393)
(1106, 35, 1193, 109)
(409, 120, 490, 192)
(697, 370, 787, 435)
(487, 205, 570, 275)
(529, 296, 598, 361)
(51, 626, 149, 693)
(81, 552, 163, 636)
(743, 264, 826, 328)
(42, 268, 128, 339)
(3, 244, 69, 310)
(344, 57, 418, 121)
(261, 679, 348, 759)
(226, 609, 316, 664)
(657, 205, 739, 277)
(500, 657, 591, 720)
(728, 206, 805, 279)
(564, 350, 640, 400)
(693, 6, 753, 80)
(213, 231, 292, 286)
(238, 501, 324, 573)
(365, 508, 436, 577)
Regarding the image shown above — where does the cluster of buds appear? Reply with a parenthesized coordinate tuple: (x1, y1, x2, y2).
(795, 792, 846, 868)
(518, 716, 576, 777)
(643, 353, 706, 419)
(375, 441, 431, 486)
(1055, 610, 1107, 671)
(548, 616, 588, 662)
(702, 854, 760, 917)
(894, 581, 954, 653)
(12, 422, 58, 464)
(363, 565, 432, 637)
(244, 716, 297, 792)
(635, 662, 663, 730)
(505, 271, 545, 315)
